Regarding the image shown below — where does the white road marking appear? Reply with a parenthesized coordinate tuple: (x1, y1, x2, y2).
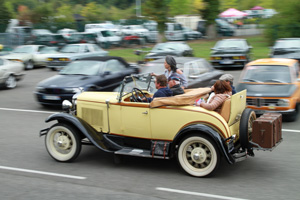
(156, 187, 249, 200)
(0, 166, 86, 180)
(282, 129, 300, 133)
(0, 107, 56, 114)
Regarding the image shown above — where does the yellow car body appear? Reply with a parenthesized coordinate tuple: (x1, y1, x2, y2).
(40, 74, 281, 177)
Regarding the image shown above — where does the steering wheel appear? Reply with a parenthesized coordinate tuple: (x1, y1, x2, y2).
(131, 87, 148, 103)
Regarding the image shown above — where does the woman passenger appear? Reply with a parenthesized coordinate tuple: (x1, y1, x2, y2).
(197, 80, 232, 114)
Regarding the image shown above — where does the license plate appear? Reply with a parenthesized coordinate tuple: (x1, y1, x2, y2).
(43, 95, 61, 100)
(220, 60, 233, 64)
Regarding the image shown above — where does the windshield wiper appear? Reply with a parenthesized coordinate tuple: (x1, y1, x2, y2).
(242, 78, 263, 83)
(264, 79, 287, 83)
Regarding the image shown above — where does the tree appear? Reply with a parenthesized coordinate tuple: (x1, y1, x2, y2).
(169, 0, 193, 16)
(0, 0, 12, 32)
(143, 0, 169, 33)
(264, 0, 300, 44)
(199, 0, 220, 38)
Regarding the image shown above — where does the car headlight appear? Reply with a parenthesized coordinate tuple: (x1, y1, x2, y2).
(277, 99, 290, 107)
(62, 100, 73, 111)
(36, 86, 46, 93)
(64, 87, 83, 93)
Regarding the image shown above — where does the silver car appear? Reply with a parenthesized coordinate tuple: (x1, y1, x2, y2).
(0, 58, 25, 89)
(46, 43, 108, 71)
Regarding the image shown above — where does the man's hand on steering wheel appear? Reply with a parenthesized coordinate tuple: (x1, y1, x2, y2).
(131, 88, 148, 103)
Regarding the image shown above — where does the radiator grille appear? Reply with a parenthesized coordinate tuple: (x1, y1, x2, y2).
(246, 98, 280, 107)
(81, 108, 103, 127)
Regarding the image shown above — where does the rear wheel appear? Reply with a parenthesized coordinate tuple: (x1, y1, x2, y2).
(5, 75, 17, 89)
(45, 123, 81, 162)
(239, 108, 256, 149)
(177, 134, 220, 177)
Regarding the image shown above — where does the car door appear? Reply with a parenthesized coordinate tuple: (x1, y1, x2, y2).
(98, 59, 133, 91)
(118, 102, 151, 139)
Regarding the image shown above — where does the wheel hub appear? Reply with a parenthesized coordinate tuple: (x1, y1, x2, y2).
(191, 147, 207, 164)
(56, 135, 71, 150)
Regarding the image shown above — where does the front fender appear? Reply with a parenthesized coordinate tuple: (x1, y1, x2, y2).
(173, 124, 235, 164)
(44, 113, 122, 153)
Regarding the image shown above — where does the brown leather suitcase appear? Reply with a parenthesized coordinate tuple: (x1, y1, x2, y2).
(252, 117, 276, 148)
(262, 113, 282, 143)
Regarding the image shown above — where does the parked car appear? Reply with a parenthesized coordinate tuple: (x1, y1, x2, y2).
(0, 57, 25, 89)
(183, 27, 202, 40)
(39, 73, 282, 177)
(0, 45, 13, 56)
(121, 25, 150, 42)
(215, 19, 235, 36)
(57, 28, 78, 39)
(236, 58, 300, 121)
(94, 30, 122, 48)
(210, 38, 252, 68)
(46, 43, 108, 71)
(77, 33, 97, 44)
(0, 45, 46, 70)
(32, 46, 59, 67)
(269, 38, 300, 62)
(144, 42, 194, 62)
(142, 57, 223, 88)
(29, 34, 67, 48)
(35, 56, 140, 107)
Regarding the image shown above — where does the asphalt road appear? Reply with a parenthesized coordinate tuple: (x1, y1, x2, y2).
(0, 67, 299, 200)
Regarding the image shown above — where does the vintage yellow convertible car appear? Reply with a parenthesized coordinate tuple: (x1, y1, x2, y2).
(40, 74, 281, 177)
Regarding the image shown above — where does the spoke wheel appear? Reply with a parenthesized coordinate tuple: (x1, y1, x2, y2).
(5, 75, 17, 89)
(45, 123, 81, 162)
(177, 134, 220, 177)
(240, 108, 256, 149)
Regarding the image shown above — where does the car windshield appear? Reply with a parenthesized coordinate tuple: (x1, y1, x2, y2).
(40, 47, 58, 54)
(215, 40, 245, 49)
(13, 46, 34, 53)
(60, 45, 80, 53)
(152, 43, 182, 51)
(242, 65, 291, 83)
(59, 61, 102, 75)
(101, 30, 114, 37)
(143, 61, 184, 74)
(117, 73, 155, 100)
(274, 40, 300, 48)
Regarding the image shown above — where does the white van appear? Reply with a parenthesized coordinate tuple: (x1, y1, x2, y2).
(164, 23, 186, 41)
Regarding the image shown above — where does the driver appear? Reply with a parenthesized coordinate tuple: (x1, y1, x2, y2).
(144, 74, 173, 102)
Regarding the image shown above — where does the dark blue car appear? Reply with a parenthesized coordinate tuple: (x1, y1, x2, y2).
(35, 56, 140, 107)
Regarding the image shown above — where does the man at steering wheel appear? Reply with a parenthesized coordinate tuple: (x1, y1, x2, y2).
(144, 74, 173, 102)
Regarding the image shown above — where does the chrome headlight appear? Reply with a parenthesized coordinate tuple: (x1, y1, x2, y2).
(277, 99, 290, 107)
(62, 100, 73, 111)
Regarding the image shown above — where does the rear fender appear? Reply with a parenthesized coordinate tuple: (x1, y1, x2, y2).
(44, 113, 122, 152)
(173, 124, 235, 164)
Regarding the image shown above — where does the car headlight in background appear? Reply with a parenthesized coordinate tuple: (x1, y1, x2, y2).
(36, 86, 46, 93)
(277, 99, 290, 107)
(210, 57, 222, 60)
(64, 87, 83, 93)
(59, 58, 70, 61)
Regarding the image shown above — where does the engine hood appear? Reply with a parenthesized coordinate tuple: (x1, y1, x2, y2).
(236, 83, 297, 97)
(38, 74, 100, 88)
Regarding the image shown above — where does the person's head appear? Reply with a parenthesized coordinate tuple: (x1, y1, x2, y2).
(164, 55, 177, 72)
(155, 74, 168, 89)
(219, 74, 234, 85)
(213, 80, 232, 94)
(168, 76, 180, 88)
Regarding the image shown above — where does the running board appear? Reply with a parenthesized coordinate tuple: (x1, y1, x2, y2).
(233, 151, 248, 162)
(114, 147, 169, 159)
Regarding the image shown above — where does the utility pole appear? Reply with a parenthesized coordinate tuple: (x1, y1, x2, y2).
(136, 0, 141, 17)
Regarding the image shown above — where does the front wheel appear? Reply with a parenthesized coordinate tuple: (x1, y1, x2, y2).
(25, 60, 34, 70)
(177, 134, 220, 177)
(5, 75, 17, 89)
(45, 123, 81, 162)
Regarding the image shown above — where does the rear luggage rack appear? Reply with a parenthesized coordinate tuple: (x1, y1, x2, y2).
(250, 139, 283, 151)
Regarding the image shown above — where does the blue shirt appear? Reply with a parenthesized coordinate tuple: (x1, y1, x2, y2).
(147, 87, 173, 102)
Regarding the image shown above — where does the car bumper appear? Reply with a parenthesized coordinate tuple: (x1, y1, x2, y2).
(35, 92, 75, 106)
(252, 108, 296, 115)
(210, 60, 246, 67)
